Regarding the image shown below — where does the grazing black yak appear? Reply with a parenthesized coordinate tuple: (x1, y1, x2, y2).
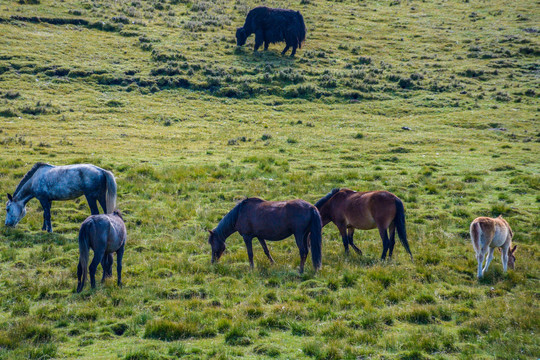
(236, 6, 306, 56)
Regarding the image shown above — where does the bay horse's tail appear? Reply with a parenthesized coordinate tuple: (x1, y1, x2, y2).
(309, 207, 322, 270)
(395, 198, 413, 261)
(77, 220, 93, 293)
(103, 170, 117, 214)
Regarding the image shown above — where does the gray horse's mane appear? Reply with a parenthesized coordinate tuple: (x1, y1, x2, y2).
(14, 162, 51, 197)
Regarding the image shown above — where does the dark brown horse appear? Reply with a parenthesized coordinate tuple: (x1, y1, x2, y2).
(208, 198, 322, 273)
(315, 188, 412, 260)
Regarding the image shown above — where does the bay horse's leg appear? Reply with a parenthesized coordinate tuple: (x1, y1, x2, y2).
(117, 243, 124, 287)
(38, 198, 52, 232)
(378, 227, 390, 260)
(281, 45, 290, 56)
(258, 238, 275, 264)
(243, 235, 255, 269)
(295, 232, 308, 273)
(388, 222, 396, 258)
(347, 227, 362, 255)
(336, 223, 349, 254)
(85, 195, 100, 215)
(89, 246, 106, 289)
(482, 247, 495, 276)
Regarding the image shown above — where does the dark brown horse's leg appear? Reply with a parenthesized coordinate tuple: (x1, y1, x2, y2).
(347, 227, 362, 255)
(295, 233, 308, 273)
(258, 238, 275, 263)
(117, 243, 124, 287)
(243, 236, 255, 269)
(378, 227, 390, 260)
(388, 222, 396, 258)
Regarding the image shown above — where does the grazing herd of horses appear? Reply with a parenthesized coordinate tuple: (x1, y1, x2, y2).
(2, 7, 518, 292)
(5, 162, 516, 293)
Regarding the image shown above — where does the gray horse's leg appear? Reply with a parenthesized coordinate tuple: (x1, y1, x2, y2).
(97, 194, 107, 214)
(38, 198, 52, 232)
(85, 195, 100, 215)
(117, 244, 124, 287)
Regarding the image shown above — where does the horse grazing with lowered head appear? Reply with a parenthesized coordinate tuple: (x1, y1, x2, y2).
(315, 188, 412, 260)
(236, 6, 306, 56)
(5, 162, 116, 232)
(208, 198, 322, 273)
(470, 215, 516, 278)
(77, 209, 126, 293)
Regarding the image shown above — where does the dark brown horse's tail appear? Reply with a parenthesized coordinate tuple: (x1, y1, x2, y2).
(395, 198, 413, 261)
(309, 207, 322, 270)
(77, 220, 92, 293)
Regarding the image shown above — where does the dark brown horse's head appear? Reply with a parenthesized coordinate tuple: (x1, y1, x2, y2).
(208, 230, 226, 263)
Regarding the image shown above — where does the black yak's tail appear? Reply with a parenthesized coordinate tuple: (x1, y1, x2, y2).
(77, 220, 93, 293)
(296, 11, 306, 48)
(309, 207, 322, 271)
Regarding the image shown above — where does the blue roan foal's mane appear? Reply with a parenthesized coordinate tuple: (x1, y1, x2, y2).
(14, 162, 51, 197)
(314, 188, 340, 209)
(214, 200, 245, 241)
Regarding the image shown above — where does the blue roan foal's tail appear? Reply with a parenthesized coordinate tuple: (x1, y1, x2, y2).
(395, 198, 413, 261)
(77, 220, 94, 293)
(309, 207, 322, 270)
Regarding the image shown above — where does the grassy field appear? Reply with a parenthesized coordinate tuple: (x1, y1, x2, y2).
(0, 0, 539, 358)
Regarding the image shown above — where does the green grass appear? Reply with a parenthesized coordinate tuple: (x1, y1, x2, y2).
(0, 0, 539, 358)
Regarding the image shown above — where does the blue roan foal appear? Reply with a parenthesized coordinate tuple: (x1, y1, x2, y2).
(77, 210, 126, 293)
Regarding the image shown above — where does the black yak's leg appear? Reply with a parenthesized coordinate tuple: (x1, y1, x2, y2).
(264, 41, 269, 51)
(254, 30, 264, 52)
(281, 45, 290, 56)
(290, 46, 298, 57)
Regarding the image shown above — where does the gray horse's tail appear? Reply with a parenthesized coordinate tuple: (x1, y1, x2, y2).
(309, 207, 322, 271)
(103, 170, 117, 214)
(395, 198, 413, 261)
(77, 221, 92, 293)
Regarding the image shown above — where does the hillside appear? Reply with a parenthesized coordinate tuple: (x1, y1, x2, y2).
(0, 0, 539, 359)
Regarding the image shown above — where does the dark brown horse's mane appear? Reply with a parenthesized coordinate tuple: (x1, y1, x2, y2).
(214, 199, 248, 241)
(14, 162, 51, 198)
(314, 188, 340, 209)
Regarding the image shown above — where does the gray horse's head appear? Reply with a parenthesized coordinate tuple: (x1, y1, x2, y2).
(5, 193, 26, 228)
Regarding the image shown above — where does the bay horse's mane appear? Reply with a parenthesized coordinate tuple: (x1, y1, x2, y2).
(14, 162, 52, 197)
(314, 188, 340, 209)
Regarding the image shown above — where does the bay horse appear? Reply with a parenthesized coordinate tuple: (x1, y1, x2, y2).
(315, 188, 412, 260)
(77, 209, 126, 293)
(5, 162, 116, 232)
(207, 198, 322, 273)
(470, 215, 516, 278)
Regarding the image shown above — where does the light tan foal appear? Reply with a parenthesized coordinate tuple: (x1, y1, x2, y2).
(470, 215, 516, 278)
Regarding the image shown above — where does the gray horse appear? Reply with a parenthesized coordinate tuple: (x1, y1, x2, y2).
(77, 209, 126, 293)
(5, 162, 116, 232)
